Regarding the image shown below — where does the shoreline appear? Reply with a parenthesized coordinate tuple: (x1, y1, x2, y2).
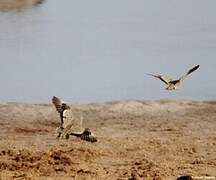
(0, 98, 215, 105)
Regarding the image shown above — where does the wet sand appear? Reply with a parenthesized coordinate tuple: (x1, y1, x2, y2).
(0, 100, 215, 179)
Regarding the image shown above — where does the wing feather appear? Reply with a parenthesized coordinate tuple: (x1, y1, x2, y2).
(52, 96, 63, 114)
(180, 65, 200, 81)
(146, 73, 171, 85)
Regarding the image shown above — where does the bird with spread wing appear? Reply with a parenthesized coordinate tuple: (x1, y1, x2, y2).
(146, 65, 200, 90)
(52, 96, 97, 142)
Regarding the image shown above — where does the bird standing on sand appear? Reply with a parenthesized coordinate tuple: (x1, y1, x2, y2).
(52, 96, 71, 127)
(52, 96, 71, 138)
(52, 96, 97, 142)
(146, 65, 200, 90)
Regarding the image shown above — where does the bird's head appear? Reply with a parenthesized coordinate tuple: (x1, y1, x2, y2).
(62, 103, 70, 110)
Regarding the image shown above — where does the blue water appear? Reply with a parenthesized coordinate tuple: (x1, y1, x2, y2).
(0, 0, 215, 103)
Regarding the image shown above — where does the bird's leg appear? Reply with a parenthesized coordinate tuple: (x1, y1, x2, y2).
(61, 124, 73, 139)
(56, 132, 61, 138)
(56, 126, 64, 138)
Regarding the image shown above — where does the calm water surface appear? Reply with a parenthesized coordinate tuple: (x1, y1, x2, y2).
(0, 0, 216, 103)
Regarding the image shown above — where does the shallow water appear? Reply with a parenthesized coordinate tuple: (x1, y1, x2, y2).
(0, 0, 215, 103)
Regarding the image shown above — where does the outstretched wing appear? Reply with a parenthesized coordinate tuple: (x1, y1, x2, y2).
(146, 73, 172, 85)
(52, 96, 71, 125)
(52, 96, 63, 114)
(71, 128, 97, 143)
(80, 134, 97, 143)
(180, 65, 200, 81)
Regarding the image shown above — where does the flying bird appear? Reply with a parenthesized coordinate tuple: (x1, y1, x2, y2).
(146, 65, 200, 90)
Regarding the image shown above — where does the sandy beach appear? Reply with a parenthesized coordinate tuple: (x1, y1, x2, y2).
(0, 100, 215, 179)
